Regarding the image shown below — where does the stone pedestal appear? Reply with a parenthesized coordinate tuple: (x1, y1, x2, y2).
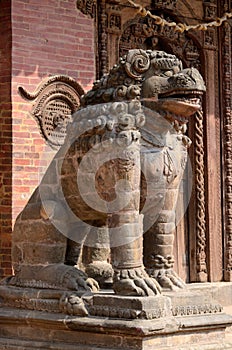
(0, 306, 232, 350)
(89, 293, 172, 319)
(0, 284, 232, 350)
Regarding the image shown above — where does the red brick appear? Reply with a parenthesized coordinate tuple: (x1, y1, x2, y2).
(0, 262, 12, 268)
(0, 248, 11, 254)
(0, 0, 95, 278)
(3, 268, 13, 275)
(13, 138, 32, 144)
(12, 119, 23, 125)
(33, 139, 46, 145)
(14, 186, 30, 192)
(23, 166, 42, 172)
(25, 152, 39, 159)
(0, 206, 12, 213)
(14, 131, 31, 138)
(22, 179, 38, 186)
(1, 199, 12, 206)
(0, 0, 12, 276)
(14, 159, 31, 166)
(3, 178, 12, 185)
(0, 239, 12, 248)
(13, 179, 22, 185)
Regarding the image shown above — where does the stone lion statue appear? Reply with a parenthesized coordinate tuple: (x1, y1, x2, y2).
(8, 49, 205, 297)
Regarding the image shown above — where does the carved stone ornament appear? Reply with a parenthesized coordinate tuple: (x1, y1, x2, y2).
(18, 75, 84, 148)
(7, 49, 206, 303)
(76, 0, 96, 18)
(119, 15, 207, 282)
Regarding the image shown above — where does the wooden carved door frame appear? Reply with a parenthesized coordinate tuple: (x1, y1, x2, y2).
(219, 0, 232, 282)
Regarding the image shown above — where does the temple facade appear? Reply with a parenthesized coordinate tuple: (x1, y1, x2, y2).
(1, 0, 231, 285)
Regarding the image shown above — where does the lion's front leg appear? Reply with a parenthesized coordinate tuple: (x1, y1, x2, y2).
(142, 141, 188, 291)
(91, 100, 161, 296)
(107, 160, 161, 296)
(111, 232, 161, 296)
(144, 196, 185, 291)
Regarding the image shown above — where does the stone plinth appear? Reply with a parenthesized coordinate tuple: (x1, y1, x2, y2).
(1, 284, 232, 350)
(89, 293, 172, 319)
(0, 306, 232, 350)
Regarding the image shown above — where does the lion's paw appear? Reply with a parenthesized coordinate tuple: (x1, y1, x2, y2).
(113, 267, 162, 296)
(147, 268, 185, 291)
(86, 277, 99, 292)
(59, 293, 88, 316)
(62, 267, 99, 292)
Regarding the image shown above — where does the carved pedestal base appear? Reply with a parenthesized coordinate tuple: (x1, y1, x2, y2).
(0, 306, 231, 350)
(0, 284, 232, 350)
(89, 293, 172, 319)
(163, 288, 223, 316)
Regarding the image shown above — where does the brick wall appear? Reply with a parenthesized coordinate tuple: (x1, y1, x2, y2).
(0, 0, 95, 278)
(0, 0, 13, 277)
(11, 0, 95, 220)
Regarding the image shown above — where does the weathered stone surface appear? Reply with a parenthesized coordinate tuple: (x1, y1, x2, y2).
(7, 49, 206, 297)
(85, 262, 113, 288)
(187, 282, 232, 307)
(89, 293, 172, 319)
(0, 304, 231, 350)
(164, 290, 222, 317)
(1, 283, 232, 349)
(13, 219, 66, 244)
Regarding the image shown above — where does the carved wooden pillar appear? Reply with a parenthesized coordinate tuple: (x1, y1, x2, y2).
(199, 13, 223, 282)
(97, 0, 108, 77)
(189, 109, 207, 282)
(219, 0, 232, 281)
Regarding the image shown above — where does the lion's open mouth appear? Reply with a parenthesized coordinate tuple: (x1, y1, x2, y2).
(143, 90, 203, 118)
(160, 90, 202, 105)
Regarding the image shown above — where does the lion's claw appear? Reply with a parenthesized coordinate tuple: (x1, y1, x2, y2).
(147, 268, 185, 291)
(113, 267, 161, 296)
(86, 277, 99, 292)
(62, 267, 99, 292)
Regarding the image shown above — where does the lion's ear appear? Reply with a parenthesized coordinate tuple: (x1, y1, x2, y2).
(124, 49, 150, 80)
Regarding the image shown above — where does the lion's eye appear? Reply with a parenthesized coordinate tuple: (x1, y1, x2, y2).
(163, 70, 174, 77)
(159, 70, 174, 77)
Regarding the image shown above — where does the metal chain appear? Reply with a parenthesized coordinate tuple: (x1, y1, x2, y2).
(123, 0, 232, 33)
